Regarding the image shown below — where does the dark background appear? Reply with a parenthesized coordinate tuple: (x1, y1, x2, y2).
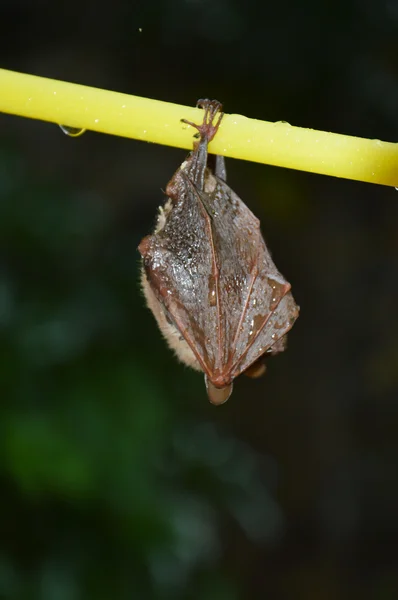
(1, 1, 398, 598)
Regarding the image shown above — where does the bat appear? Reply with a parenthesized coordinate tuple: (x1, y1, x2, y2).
(138, 99, 299, 405)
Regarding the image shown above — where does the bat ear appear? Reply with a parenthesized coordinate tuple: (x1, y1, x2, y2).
(205, 376, 233, 405)
(138, 235, 152, 257)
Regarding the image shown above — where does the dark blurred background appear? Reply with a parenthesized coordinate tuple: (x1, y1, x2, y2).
(1, 1, 398, 598)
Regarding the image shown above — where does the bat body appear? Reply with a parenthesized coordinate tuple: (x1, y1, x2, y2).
(139, 100, 299, 404)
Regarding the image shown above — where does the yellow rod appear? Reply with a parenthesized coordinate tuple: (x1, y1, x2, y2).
(0, 68, 397, 187)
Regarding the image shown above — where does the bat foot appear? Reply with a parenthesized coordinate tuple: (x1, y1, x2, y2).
(181, 99, 224, 144)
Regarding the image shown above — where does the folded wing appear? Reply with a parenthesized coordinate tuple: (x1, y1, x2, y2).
(140, 172, 299, 387)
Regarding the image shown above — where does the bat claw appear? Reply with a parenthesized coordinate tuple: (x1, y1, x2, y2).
(181, 99, 224, 144)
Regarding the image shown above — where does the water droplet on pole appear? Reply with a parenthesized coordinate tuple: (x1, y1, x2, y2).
(59, 125, 86, 137)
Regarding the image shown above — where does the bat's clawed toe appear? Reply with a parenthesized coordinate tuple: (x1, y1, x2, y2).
(181, 99, 224, 145)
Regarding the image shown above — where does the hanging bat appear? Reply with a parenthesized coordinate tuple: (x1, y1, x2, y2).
(138, 99, 299, 405)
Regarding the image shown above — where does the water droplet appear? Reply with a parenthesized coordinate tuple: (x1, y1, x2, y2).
(59, 124, 86, 137)
(208, 276, 217, 307)
(252, 298, 257, 307)
(268, 277, 289, 311)
(249, 318, 255, 336)
(271, 333, 276, 340)
(138, 27, 143, 32)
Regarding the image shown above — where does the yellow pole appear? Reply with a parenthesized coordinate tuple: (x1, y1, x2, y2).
(0, 68, 397, 187)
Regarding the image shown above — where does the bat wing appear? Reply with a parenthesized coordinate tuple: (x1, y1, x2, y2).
(195, 174, 299, 382)
(139, 171, 299, 387)
(139, 173, 221, 378)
